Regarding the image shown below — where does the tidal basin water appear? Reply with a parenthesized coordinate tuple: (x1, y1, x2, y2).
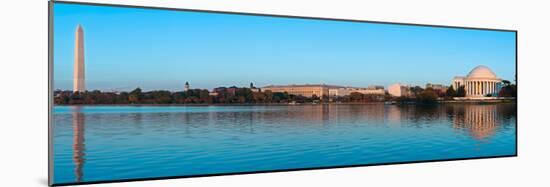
(52, 104, 516, 184)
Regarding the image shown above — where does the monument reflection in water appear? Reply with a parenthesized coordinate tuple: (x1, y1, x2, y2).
(71, 107, 85, 182)
(52, 104, 516, 183)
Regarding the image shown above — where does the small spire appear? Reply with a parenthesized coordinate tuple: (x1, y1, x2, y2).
(184, 81, 190, 91)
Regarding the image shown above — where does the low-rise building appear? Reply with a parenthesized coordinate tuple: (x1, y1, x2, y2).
(329, 87, 385, 97)
(212, 86, 238, 96)
(262, 84, 343, 98)
(388, 83, 410, 97)
(426, 83, 449, 93)
(353, 87, 385, 95)
(328, 88, 349, 97)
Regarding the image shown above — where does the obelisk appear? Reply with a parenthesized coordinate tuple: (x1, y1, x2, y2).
(73, 25, 85, 92)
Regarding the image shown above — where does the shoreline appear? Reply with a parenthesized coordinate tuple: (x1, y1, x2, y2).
(54, 99, 516, 107)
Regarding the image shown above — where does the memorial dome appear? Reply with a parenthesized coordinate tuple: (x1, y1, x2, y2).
(467, 65, 498, 79)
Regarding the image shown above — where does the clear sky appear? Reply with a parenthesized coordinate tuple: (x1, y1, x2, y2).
(53, 3, 516, 91)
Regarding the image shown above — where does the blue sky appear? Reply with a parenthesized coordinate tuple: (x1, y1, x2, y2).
(53, 3, 516, 91)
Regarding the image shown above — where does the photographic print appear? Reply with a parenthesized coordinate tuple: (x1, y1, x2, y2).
(50, 1, 517, 186)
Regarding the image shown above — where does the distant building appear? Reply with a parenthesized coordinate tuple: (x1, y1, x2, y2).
(227, 86, 238, 95)
(388, 83, 409, 97)
(213, 86, 238, 96)
(368, 85, 385, 90)
(262, 84, 343, 98)
(354, 87, 385, 95)
(328, 87, 385, 97)
(328, 88, 349, 97)
(452, 65, 502, 97)
(184, 82, 190, 91)
(249, 82, 261, 92)
(212, 87, 225, 93)
(426, 83, 449, 93)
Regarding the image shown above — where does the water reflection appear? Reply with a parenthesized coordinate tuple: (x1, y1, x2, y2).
(55, 103, 515, 183)
(451, 104, 502, 140)
(71, 106, 86, 182)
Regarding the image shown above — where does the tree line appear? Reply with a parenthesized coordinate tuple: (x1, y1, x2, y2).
(55, 87, 327, 105)
(54, 81, 516, 105)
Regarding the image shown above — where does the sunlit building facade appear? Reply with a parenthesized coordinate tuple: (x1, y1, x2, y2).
(262, 84, 343, 98)
(328, 87, 385, 97)
(388, 83, 409, 97)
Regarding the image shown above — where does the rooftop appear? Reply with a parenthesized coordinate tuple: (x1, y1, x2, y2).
(263, 84, 345, 88)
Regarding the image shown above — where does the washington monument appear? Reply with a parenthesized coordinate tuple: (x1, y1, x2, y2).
(73, 25, 85, 92)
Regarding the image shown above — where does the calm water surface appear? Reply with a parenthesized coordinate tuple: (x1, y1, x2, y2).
(53, 104, 516, 184)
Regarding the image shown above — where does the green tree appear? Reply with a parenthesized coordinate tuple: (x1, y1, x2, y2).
(150, 90, 172, 104)
(409, 86, 424, 98)
(264, 90, 273, 103)
(117, 92, 130, 104)
(199, 89, 212, 103)
(498, 83, 517, 97)
(128, 87, 142, 103)
(446, 85, 456, 97)
(502, 80, 511, 86)
(418, 88, 438, 104)
(252, 92, 266, 103)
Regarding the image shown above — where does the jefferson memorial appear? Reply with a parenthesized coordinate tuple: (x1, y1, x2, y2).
(452, 65, 502, 98)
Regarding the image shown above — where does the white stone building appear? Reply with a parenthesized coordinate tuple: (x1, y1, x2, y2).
(328, 88, 349, 97)
(452, 65, 502, 97)
(388, 83, 409, 97)
(328, 87, 385, 97)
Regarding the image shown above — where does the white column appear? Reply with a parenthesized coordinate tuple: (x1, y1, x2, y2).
(472, 81, 475, 96)
(479, 81, 485, 96)
(484, 81, 487, 96)
(480, 81, 483, 96)
(481, 81, 483, 96)
(466, 82, 469, 95)
(475, 81, 477, 95)
(491, 81, 495, 96)
(486, 81, 489, 95)
(470, 81, 476, 95)
(489, 81, 493, 96)
(485, 81, 488, 96)
(482, 81, 484, 96)
(467, 82, 470, 96)
(476, 81, 479, 95)
(464, 81, 468, 95)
